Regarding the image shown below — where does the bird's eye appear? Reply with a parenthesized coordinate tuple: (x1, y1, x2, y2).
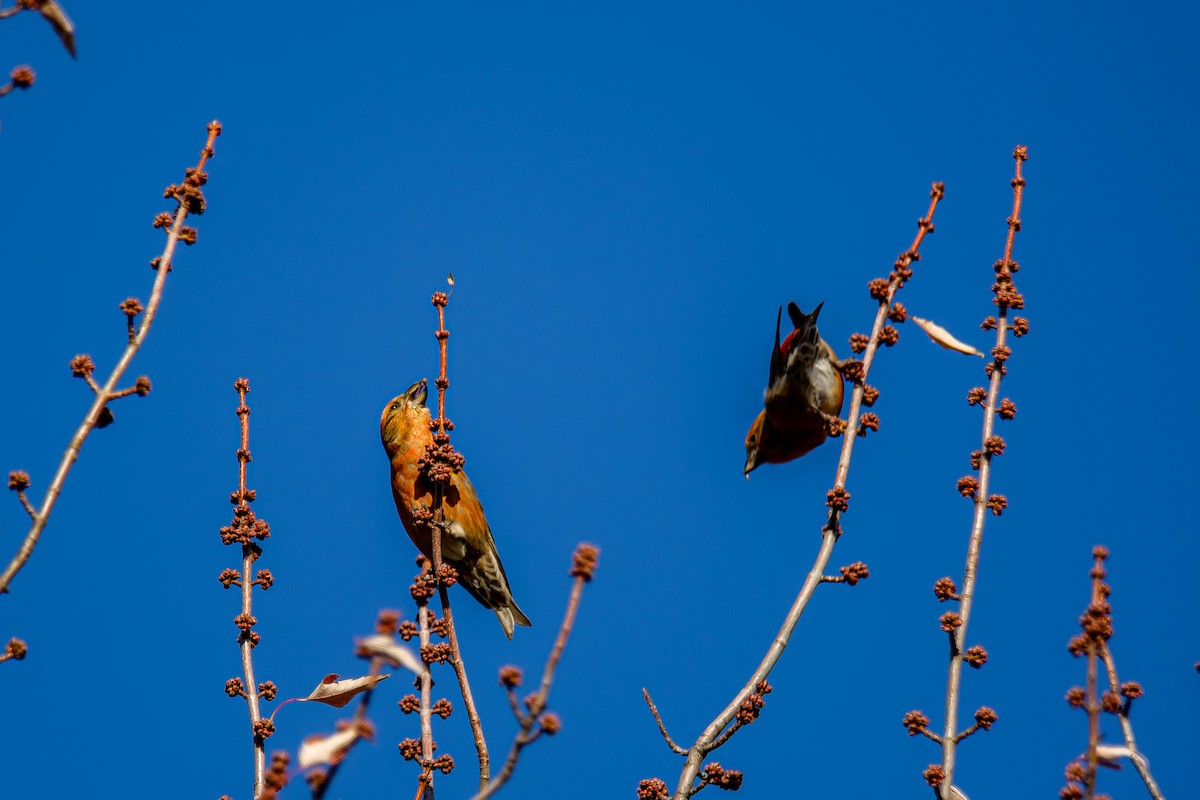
(390, 403, 399, 411)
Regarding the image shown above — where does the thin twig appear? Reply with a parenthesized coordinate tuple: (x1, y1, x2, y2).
(643, 689, 687, 755)
(1084, 637, 1100, 800)
(418, 605, 436, 767)
(1098, 646, 1166, 800)
(234, 379, 267, 797)
(427, 288, 490, 789)
(939, 147, 1026, 797)
(671, 184, 945, 799)
(0, 121, 222, 594)
(470, 553, 593, 800)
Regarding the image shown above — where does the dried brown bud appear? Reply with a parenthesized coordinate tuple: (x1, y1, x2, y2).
(499, 665, 524, 688)
(933, 577, 958, 601)
(570, 544, 600, 581)
(539, 712, 562, 735)
(868, 278, 891, 301)
(857, 413, 879, 437)
(963, 646, 988, 669)
(825, 487, 850, 513)
(69, 354, 95, 377)
(839, 561, 870, 586)
(986, 494, 1007, 516)
(939, 612, 963, 632)
(5, 638, 28, 660)
(637, 779, 670, 800)
(973, 706, 997, 729)
(9, 66, 35, 88)
(902, 710, 930, 735)
(1120, 681, 1143, 699)
(7, 471, 30, 491)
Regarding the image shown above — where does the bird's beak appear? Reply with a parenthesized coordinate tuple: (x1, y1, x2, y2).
(404, 378, 429, 407)
(743, 452, 758, 478)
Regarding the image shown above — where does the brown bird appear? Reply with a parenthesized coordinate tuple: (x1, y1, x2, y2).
(744, 302, 845, 476)
(380, 379, 531, 639)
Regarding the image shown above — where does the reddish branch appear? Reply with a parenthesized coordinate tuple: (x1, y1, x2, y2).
(427, 285, 490, 790)
(217, 378, 278, 798)
(658, 184, 945, 798)
(2, 121, 221, 595)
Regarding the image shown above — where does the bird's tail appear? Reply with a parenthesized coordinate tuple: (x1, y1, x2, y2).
(494, 603, 533, 640)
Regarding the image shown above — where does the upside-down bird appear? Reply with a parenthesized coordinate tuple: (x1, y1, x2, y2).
(744, 302, 845, 476)
(380, 379, 531, 639)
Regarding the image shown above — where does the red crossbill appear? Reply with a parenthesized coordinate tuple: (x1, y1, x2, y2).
(380, 379, 531, 639)
(744, 302, 845, 476)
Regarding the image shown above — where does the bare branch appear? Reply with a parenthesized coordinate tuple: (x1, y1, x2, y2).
(1, 121, 222, 594)
(669, 183, 945, 798)
(939, 146, 1027, 797)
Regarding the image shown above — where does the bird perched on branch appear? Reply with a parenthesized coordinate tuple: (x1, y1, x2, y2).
(744, 302, 845, 476)
(380, 378, 531, 639)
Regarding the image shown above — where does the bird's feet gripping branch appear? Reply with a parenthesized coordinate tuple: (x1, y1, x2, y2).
(380, 378, 531, 639)
(744, 301, 847, 477)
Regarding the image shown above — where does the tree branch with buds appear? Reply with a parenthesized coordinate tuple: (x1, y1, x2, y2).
(2, 121, 221, 597)
(470, 543, 598, 800)
(217, 378, 277, 798)
(641, 183, 945, 799)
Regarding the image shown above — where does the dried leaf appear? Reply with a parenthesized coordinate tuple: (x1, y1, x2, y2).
(911, 316, 985, 357)
(37, 1, 76, 58)
(1094, 744, 1133, 761)
(303, 673, 390, 708)
(447, 272, 455, 287)
(297, 726, 359, 769)
(357, 634, 426, 676)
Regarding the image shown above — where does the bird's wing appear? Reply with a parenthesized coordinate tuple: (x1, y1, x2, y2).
(767, 305, 785, 389)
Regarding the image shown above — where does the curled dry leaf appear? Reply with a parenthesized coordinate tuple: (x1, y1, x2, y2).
(357, 633, 426, 676)
(1093, 744, 1133, 762)
(911, 316, 985, 358)
(303, 673, 390, 708)
(36, 1, 76, 58)
(298, 726, 359, 769)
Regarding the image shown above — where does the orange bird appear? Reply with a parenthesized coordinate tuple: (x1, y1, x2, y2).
(380, 379, 531, 639)
(744, 302, 845, 476)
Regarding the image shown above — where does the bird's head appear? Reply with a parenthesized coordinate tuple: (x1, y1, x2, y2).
(380, 378, 431, 454)
(744, 410, 767, 478)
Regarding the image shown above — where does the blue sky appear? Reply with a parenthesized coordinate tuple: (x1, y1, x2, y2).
(1, 2, 1196, 798)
